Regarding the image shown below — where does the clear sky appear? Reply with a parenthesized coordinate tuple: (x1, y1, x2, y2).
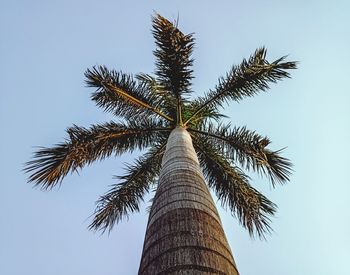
(1, 1, 349, 274)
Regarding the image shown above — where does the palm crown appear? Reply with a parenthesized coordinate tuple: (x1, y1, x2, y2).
(25, 14, 296, 238)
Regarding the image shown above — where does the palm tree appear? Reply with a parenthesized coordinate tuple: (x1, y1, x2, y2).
(25, 14, 296, 275)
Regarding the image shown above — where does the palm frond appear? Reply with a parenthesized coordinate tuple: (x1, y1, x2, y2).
(182, 101, 226, 129)
(89, 142, 166, 232)
(24, 119, 171, 189)
(85, 66, 173, 122)
(185, 48, 297, 125)
(189, 122, 292, 186)
(136, 73, 177, 120)
(152, 13, 195, 99)
(192, 135, 276, 238)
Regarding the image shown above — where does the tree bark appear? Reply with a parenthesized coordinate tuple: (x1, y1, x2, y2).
(138, 127, 239, 275)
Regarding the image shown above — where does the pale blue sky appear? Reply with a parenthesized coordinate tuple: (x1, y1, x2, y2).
(1, 1, 349, 274)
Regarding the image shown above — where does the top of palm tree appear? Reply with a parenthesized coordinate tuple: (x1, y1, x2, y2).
(24, 13, 297, 238)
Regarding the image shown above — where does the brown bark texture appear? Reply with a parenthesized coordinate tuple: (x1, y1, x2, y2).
(138, 127, 239, 275)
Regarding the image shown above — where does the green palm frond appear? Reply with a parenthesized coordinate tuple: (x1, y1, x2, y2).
(136, 73, 177, 120)
(89, 141, 166, 232)
(185, 48, 297, 125)
(192, 135, 276, 238)
(152, 13, 195, 99)
(189, 122, 292, 186)
(183, 101, 226, 129)
(24, 119, 171, 189)
(85, 66, 174, 122)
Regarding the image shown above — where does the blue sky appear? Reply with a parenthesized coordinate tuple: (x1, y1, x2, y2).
(1, 1, 349, 274)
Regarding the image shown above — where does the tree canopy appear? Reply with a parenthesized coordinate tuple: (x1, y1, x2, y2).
(25, 14, 297, 238)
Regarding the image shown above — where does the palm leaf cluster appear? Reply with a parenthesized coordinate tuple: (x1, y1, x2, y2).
(25, 14, 296, 238)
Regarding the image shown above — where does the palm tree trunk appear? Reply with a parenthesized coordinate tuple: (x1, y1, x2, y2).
(138, 127, 239, 275)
